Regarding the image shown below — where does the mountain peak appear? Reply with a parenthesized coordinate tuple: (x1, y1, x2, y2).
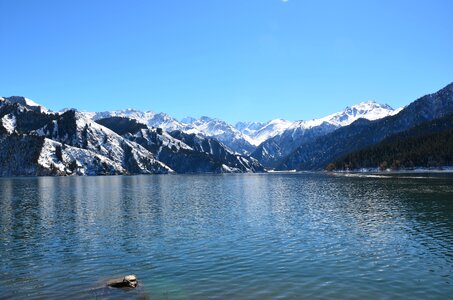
(297, 100, 398, 130)
(1, 96, 49, 113)
(347, 101, 393, 111)
(124, 108, 142, 113)
(332, 101, 397, 125)
(181, 116, 197, 124)
(199, 116, 213, 122)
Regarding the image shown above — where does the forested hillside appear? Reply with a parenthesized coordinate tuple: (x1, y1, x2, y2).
(329, 114, 453, 171)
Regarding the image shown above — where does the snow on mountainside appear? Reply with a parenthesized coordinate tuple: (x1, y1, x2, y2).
(94, 116, 261, 173)
(251, 101, 401, 168)
(82, 101, 400, 155)
(278, 82, 453, 170)
(238, 101, 400, 147)
(37, 138, 127, 175)
(0, 97, 264, 175)
(299, 101, 401, 129)
(235, 121, 266, 136)
(0, 94, 404, 174)
(1, 96, 49, 113)
(182, 116, 256, 154)
(168, 130, 264, 172)
(93, 116, 264, 173)
(282, 101, 401, 139)
(90, 109, 184, 132)
(1, 114, 17, 134)
(35, 110, 173, 174)
(236, 119, 293, 146)
(88, 111, 256, 155)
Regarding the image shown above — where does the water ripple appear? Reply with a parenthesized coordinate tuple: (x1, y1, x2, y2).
(0, 173, 453, 299)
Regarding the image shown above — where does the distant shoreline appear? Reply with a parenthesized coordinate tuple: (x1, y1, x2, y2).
(2, 168, 453, 178)
(328, 167, 453, 177)
(333, 166, 453, 173)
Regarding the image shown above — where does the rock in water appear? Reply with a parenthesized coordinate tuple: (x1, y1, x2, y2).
(107, 274, 138, 289)
(90, 274, 149, 299)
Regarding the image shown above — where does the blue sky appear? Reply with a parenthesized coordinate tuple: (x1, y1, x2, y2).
(1, 0, 452, 123)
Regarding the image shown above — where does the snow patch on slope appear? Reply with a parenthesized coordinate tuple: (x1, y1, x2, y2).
(247, 119, 293, 146)
(1, 96, 49, 113)
(38, 138, 126, 175)
(1, 114, 17, 134)
(299, 101, 400, 129)
(84, 101, 401, 152)
(90, 109, 185, 132)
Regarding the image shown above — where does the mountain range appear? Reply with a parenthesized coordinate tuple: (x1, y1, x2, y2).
(0, 98, 262, 175)
(330, 113, 453, 171)
(278, 82, 453, 170)
(84, 100, 401, 156)
(1, 82, 452, 176)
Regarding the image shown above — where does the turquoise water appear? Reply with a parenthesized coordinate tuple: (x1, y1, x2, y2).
(1, 173, 453, 299)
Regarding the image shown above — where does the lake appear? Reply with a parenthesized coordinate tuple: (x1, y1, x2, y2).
(1, 173, 452, 299)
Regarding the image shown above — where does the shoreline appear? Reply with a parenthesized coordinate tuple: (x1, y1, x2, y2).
(2, 168, 453, 178)
(330, 167, 453, 174)
(327, 168, 453, 179)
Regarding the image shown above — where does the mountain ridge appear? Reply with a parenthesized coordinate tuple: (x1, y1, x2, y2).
(251, 101, 400, 167)
(3, 82, 451, 176)
(77, 100, 400, 155)
(329, 113, 453, 171)
(0, 100, 264, 175)
(277, 82, 453, 170)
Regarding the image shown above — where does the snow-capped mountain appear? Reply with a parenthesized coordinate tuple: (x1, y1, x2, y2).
(235, 101, 401, 148)
(235, 121, 266, 137)
(87, 111, 256, 155)
(96, 116, 264, 173)
(35, 110, 173, 175)
(298, 101, 402, 129)
(181, 116, 256, 154)
(0, 99, 265, 175)
(278, 82, 453, 170)
(236, 119, 293, 146)
(251, 101, 402, 167)
(2, 81, 452, 176)
(82, 101, 401, 158)
(1, 96, 49, 113)
(90, 109, 184, 132)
